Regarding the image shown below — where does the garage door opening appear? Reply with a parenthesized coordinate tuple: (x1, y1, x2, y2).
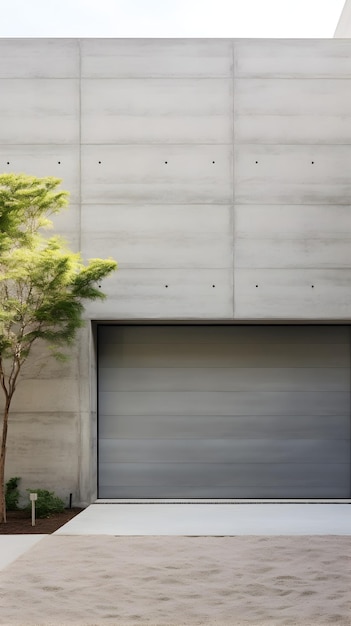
(97, 325, 351, 500)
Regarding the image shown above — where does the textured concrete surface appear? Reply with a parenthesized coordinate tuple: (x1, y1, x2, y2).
(0, 535, 46, 570)
(55, 503, 351, 536)
(2, 38, 351, 323)
(335, 0, 351, 37)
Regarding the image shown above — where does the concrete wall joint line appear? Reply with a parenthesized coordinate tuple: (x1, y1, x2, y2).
(77, 38, 83, 502)
(232, 40, 235, 320)
(235, 77, 351, 81)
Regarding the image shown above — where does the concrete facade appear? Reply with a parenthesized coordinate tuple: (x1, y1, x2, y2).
(335, 0, 351, 37)
(1, 39, 351, 504)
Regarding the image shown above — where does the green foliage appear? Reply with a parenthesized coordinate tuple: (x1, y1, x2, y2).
(0, 237, 116, 360)
(0, 173, 68, 252)
(5, 476, 20, 510)
(0, 173, 117, 369)
(26, 489, 65, 518)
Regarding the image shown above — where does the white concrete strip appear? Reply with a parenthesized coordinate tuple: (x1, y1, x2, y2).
(55, 503, 351, 536)
(96, 498, 351, 504)
(0, 535, 47, 570)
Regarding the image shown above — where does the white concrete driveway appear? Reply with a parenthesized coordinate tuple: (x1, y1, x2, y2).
(55, 503, 351, 535)
(0, 535, 46, 570)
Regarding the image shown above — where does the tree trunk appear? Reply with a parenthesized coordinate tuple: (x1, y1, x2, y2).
(0, 402, 10, 524)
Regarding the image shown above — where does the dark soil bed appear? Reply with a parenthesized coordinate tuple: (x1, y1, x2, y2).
(0, 507, 83, 534)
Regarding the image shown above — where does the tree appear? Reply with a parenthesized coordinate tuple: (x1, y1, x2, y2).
(0, 173, 117, 523)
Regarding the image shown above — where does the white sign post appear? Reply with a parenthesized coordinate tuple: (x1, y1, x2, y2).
(30, 492, 38, 527)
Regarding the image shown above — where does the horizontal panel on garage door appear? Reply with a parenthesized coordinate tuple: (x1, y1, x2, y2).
(99, 439, 349, 464)
(99, 367, 349, 392)
(99, 415, 350, 440)
(100, 343, 349, 368)
(98, 463, 349, 499)
(98, 325, 351, 499)
(99, 391, 348, 417)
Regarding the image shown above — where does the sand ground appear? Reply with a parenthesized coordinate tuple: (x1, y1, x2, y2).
(0, 535, 350, 625)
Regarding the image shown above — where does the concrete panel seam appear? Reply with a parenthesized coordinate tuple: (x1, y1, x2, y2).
(233, 77, 351, 82)
(79, 142, 234, 146)
(79, 77, 234, 81)
(232, 40, 235, 320)
(78, 39, 82, 251)
(78, 39, 83, 502)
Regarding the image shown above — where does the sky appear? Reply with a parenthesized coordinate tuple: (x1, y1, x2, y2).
(0, 0, 346, 38)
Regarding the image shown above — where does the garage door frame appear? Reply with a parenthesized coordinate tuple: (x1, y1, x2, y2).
(96, 322, 351, 502)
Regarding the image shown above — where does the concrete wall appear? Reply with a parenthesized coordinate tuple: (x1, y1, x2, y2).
(334, 0, 351, 37)
(1, 38, 351, 503)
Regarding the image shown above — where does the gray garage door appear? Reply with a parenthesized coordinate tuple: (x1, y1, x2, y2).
(98, 325, 351, 499)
